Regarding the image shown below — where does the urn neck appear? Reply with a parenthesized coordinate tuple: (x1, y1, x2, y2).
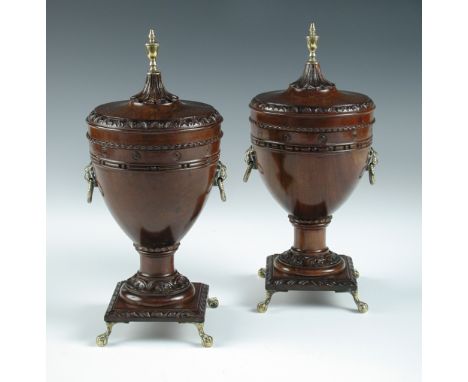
(135, 243, 179, 277)
(289, 215, 332, 252)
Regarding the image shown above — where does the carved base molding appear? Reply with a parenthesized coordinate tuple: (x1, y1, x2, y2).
(266, 254, 357, 292)
(105, 281, 209, 323)
(275, 247, 345, 276)
(119, 271, 196, 308)
(122, 271, 192, 296)
(256, 254, 368, 314)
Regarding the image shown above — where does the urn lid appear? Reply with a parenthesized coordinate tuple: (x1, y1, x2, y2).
(250, 23, 375, 116)
(87, 30, 223, 130)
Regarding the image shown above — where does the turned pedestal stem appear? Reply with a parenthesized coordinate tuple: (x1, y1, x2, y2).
(273, 215, 346, 277)
(137, 244, 178, 277)
(293, 217, 327, 251)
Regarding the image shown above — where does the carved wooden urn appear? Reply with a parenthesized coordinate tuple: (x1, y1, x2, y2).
(85, 30, 226, 347)
(244, 23, 378, 313)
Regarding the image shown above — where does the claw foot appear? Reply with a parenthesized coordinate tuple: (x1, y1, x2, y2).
(96, 322, 115, 347)
(195, 323, 213, 348)
(258, 268, 266, 278)
(351, 290, 368, 313)
(207, 297, 219, 308)
(256, 290, 274, 313)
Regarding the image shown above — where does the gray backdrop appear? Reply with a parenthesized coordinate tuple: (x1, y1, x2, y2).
(47, 1, 421, 380)
(48, 0, 420, 203)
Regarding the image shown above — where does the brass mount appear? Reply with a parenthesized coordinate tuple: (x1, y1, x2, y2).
(146, 29, 159, 73)
(307, 22, 319, 64)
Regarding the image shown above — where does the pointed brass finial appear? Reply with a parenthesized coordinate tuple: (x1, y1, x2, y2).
(145, 29, 159, 73)
(307, 22, 319, 64)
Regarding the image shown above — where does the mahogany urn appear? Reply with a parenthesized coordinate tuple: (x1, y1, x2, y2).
(84, 30, 226, 347)
(244, 23, 378, 313)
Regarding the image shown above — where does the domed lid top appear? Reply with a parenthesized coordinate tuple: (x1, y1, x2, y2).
(87, 30, 222, 130)
(250, 23, 375, 115)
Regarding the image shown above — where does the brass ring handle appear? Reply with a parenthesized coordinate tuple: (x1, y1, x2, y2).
(366, 147, 378, 185)
(84, 162, 98, 203)
(213, 160, 227, 202)
(243, 145, 257, 183)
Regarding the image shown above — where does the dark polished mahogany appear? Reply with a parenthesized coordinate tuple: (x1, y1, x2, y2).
(88, 94, 223, 308)
(86, 30, 224, 346)
(246, 23, 376, 313)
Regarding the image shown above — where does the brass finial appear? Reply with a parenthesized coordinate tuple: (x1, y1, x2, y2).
(307, 22, 319, 64)
(145, 29, 159, 73)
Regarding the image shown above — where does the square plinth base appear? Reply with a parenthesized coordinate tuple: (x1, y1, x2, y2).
(265, 254, 358, 293)
(104, 282, 209, 323)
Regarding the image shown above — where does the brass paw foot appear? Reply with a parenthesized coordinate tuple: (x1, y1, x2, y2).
(207, 297, 219, 308)
(96, 322, 115, 347)
(258, 267, 266, 278)
(257, 290, 275, 313)
(194, 323, 213, 348)
(351, 290, 368, 313)
(353, 269, 360, 279)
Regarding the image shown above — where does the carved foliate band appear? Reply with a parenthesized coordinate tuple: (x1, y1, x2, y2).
(87, 110, 223, 130)
(250, 98, 375, 114)
(276, 248, 342, 270)
(123, 271, 191, 296)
